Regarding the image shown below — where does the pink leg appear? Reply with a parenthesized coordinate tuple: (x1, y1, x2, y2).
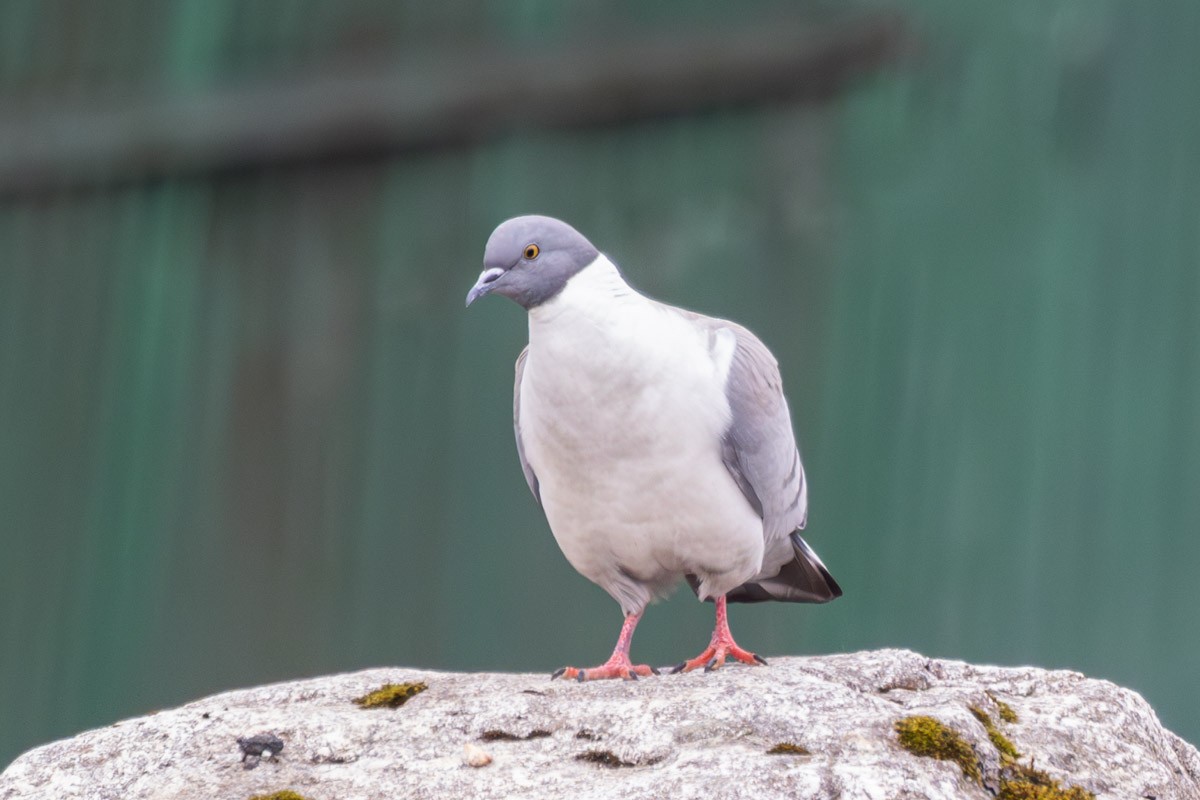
(672, 595, 767, 673)
(551, 611, 659, 682)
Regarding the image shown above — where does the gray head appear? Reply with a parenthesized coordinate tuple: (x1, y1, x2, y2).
(465, 215, 600, 309)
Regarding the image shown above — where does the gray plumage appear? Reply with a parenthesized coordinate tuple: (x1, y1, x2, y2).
(467, 215, 599, 309)
(512, 345, 540, 505)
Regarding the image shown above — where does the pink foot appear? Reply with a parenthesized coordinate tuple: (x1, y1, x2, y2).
(671, 641, 766, 673)
(551, 655, 658, 682)
(671, 594, 768, 674)
(550, 611, 658, 682)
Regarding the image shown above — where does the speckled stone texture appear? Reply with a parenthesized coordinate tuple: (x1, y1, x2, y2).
(3, 649, 1198, 800)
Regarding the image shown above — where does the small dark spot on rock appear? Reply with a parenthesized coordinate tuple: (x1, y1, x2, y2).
(767, 742, 811, 755)
(522, 689, 547, 696)
(248, 792, 312, 800)
(576, 750, 633, 768)
(201, 712, 210, 719)
(353, 681, 427, 709)
(480, 729, 551, 742)
(878, 676, 931, 693)
(575, 750, 662, 768)
(575, 729, 601, 741)
(331, 755, 355, 764)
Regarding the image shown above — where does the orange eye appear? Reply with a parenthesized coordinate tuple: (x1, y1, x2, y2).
(523, 244, 540, 260)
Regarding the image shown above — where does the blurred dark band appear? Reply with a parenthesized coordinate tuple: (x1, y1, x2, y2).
(0, 13, 905, 199)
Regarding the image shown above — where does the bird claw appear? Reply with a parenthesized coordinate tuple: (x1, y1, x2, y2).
(674, 640, 766, 674)
(669, 662, 686, 675)
(553, 660, 657, 682)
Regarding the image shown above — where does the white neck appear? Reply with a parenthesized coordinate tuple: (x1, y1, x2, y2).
(527, 254, 642, 329)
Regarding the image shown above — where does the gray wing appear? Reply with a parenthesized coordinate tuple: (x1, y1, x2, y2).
(710, 322, 841, 604)
(719, 324, 808, 539)
(513, 346, 541, 505)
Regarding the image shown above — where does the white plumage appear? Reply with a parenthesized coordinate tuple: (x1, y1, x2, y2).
(520, 255, 765, 614)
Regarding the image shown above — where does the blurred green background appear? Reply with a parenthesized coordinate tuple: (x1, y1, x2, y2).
(2, 0, 1198, 769)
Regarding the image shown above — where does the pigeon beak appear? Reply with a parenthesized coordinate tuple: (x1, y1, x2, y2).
(465, 267, 506, 307)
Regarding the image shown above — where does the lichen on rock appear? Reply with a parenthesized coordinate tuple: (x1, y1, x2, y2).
(998, 762, 1095, 800)
(969, 705, 1021, 762)
(351, 681, 427, 709)
(987, 691, 1020, 724)
(894, 715, 982, 784)
(895, 703, 1094, 800)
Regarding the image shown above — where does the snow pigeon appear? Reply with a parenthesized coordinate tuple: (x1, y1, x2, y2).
(466, 215, 841, 681)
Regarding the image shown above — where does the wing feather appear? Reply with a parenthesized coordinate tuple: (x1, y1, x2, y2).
(718, 324, 808, 539)
(513, 346, 541, 504)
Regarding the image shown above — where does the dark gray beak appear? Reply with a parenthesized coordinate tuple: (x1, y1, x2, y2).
(465, 267, 506, 307)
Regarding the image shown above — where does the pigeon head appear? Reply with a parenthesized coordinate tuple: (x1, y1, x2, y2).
(466, 215, 600, 309)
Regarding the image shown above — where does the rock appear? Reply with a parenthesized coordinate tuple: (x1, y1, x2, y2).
(1, 649, 1196, 800)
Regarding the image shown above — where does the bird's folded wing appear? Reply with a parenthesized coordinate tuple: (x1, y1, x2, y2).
(513, 345, 541, 504)
(717, 323, 809, 540)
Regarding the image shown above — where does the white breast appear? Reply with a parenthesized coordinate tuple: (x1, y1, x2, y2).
(519, 256, 765, 613)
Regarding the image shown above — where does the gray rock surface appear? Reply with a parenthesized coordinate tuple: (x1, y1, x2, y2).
(2, 649, 1197, 800)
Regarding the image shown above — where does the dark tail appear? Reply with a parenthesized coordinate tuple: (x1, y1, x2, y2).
(687, 532, 842, 604)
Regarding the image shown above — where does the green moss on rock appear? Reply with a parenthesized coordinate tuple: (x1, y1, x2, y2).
(987, 691, 1020, 723)
(353, 681, 427, 709)
(998, 763, 1095, 800)
(248, 791, 313, 800)
(969, 706, 1022, 762)
(895, 704, 1091, 799)
(894, 716, 981, 784)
